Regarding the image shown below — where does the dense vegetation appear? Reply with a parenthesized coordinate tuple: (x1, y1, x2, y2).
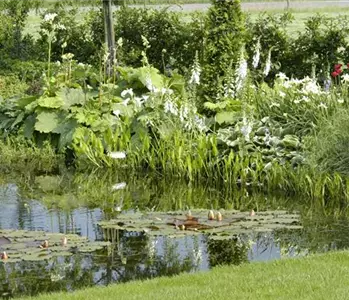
(2, 0, 349, 208)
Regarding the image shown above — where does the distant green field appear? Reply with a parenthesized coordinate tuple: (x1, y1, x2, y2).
(26, 3, 349, 38)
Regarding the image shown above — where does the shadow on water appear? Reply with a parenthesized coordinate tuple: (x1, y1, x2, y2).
(1, 171, 349, 298)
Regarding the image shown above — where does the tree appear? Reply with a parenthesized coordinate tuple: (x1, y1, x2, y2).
(102, 0, 115, 75)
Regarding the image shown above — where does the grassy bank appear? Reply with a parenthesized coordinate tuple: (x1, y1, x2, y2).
(21, 251, 349, 300)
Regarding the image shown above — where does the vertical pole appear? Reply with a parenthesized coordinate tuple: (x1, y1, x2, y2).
(103, 0, 115, 75)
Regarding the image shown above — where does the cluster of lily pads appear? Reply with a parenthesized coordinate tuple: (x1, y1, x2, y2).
(98, 209, 302, 241)
(0, 230, 110, 263)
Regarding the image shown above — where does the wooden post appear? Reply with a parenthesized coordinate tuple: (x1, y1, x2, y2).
(103, 0, 115, 75)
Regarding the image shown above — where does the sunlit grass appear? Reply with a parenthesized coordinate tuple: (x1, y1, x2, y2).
(21, 251, 349, 300)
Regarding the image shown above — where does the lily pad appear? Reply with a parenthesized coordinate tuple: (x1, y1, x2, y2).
(0, 229, 110, 263)
(98, 210, 302, 240)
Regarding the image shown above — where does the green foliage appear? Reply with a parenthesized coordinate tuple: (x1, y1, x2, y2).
(201, 0, 246, 101)
(246, 12, 293, 81)
(306, 107, 349, 176)
(0, 75, 28, 99)
(112, 7, 202, 72)
(286, 15, 349, 81)
(0, 137, 60, 175)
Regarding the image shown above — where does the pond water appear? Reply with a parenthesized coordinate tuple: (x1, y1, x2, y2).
(1, 175, 349, 299)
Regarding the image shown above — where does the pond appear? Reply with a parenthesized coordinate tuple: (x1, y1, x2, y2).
(0, 173, 349, 299)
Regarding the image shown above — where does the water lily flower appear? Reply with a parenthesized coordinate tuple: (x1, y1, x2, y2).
(0, 252, 8, 260)
(208, 210, 215, 220)
(61, 236, 67, 246)
(108, 151, 126, 159)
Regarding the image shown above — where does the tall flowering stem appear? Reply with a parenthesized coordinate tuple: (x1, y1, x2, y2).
(264, 48, 272, 77)
(235, 47, 248, 94)
(189, 51, 201, 86)
(252, 39, 261, 69)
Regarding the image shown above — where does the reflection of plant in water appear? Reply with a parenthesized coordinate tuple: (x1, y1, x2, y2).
(207, 236, 249, 267)
(0, 255, 97, 298)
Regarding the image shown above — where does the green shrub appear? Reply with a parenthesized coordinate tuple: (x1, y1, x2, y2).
(201, 0, 246, 102)
(286, 15, 349, 81)
(246, 12, 293, 82)
(36, 6, 99, 64)
(0, 75, 28, 98)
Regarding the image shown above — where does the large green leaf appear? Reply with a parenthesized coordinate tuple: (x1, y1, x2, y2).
(216, 111, 237, 125)
(37, 96, 64, 109)
(16, 96, 38, 109)
(53, 118, 78, 150)
(56, 87, 86, 110)
(137, 67, 164, 90)
(23, 115, 36, 138)
(35, 111, 60, 133)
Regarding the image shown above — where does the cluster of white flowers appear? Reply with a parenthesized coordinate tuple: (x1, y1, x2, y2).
(279, 76, 323, 96)
(302, 78, 321, 95)
(342, 73, 349, 83)
(164, 100, 179, 115)
(62, 53, 74, 61)
(44, 13, 57, 23)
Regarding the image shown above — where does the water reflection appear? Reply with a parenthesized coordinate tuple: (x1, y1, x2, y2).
(1, 176, 349, 298)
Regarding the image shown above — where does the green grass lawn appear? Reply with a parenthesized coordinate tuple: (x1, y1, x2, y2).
(21, 251, 349, 300)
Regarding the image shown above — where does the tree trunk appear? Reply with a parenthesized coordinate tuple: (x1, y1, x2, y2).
(102, 0, 115, 75)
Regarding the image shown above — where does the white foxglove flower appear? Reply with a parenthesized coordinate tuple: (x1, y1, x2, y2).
(235, 47, 248, 93)
(189, 52, 201, 85)
(264, 49, 272, 77)
(108, 151, 126, 159)
(223, 75, 235, 98)
(252, 39, 261, 69)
